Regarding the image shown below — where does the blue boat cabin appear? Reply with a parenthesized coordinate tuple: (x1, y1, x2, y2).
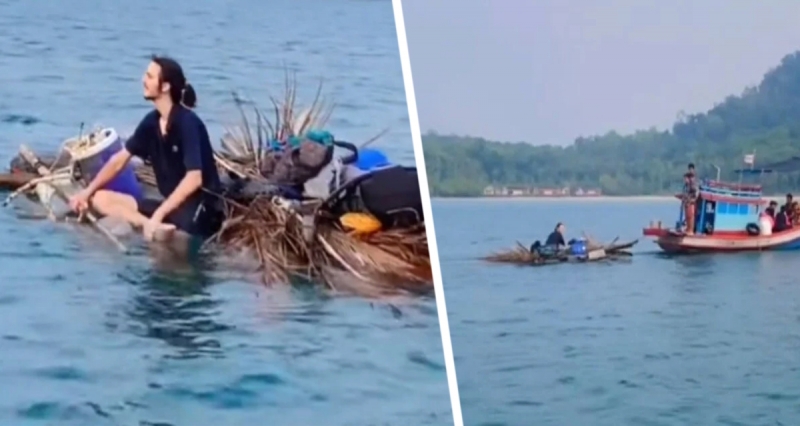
(679, 179, 764, 235)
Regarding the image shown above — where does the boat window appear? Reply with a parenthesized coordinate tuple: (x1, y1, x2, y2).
(718, 202, 728, 214)
(739, 204, 749, 215)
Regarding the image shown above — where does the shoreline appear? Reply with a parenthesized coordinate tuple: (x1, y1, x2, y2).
(431, 195, 676, 202)
(430, 195, 789, 202)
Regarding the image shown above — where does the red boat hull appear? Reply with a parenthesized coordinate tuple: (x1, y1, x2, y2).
(642, 226, 800, 253)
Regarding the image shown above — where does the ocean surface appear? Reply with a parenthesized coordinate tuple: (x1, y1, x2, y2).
(0, 1, 452, 425)
(434, 198, 800, 426)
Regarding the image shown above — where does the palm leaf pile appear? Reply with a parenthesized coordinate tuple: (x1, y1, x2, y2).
(147, 74, 432, 297)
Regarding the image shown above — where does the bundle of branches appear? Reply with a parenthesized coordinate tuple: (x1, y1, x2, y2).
(483, 242, 548, 264)
(361, 224, 430, 266)
(217, 71, 334, 178)
(205, 196, 312, 284)
(209, 73, 433, 296)
(309, 223, 433, 296)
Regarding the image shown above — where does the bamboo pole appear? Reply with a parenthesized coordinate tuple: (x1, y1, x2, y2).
(18, 144, 128, 253)
(0, 172, 37, 191)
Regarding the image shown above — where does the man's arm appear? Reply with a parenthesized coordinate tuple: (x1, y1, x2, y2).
(152, 171, 202, 221)
(151, 118, 204, 221)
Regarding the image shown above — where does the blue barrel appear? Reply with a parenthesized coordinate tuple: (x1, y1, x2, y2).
(72, 128, 142, 200)
(570, 240, 588, 256)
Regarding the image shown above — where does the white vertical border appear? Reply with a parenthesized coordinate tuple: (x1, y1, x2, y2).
(391, 1, 463, 425)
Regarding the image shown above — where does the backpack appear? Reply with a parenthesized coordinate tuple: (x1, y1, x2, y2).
(263, 130, 335, 192)
(326, 158, 424, 229)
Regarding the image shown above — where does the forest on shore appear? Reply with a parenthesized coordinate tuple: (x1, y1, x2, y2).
(422, 51, 800, 197)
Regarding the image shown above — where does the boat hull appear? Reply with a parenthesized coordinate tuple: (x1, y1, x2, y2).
(643, 227, 800, 253)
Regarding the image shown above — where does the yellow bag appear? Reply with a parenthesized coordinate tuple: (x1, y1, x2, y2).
(339, 212, 382, 235)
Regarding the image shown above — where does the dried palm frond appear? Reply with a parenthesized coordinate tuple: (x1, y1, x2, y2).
(218, 69, 336, 177)
(482, 242, 543, 264)
(309, 222, 432, 295)
(361, 225, 430, 264)
(206, 196, 312, 285)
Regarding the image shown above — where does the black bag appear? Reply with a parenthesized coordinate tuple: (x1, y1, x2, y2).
(326, 165, 424, 229)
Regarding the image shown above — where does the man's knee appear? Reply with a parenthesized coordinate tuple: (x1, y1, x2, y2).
(91, 190, 138, 211)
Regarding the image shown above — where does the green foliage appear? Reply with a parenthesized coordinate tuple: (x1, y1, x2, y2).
(422, 52, 800, 196)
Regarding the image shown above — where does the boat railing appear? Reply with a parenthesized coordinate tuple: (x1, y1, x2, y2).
(702, 179, 762, 193)
(699, 186, 763, 202)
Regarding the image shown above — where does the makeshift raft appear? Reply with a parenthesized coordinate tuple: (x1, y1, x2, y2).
(3, 82, 432, 298)
(482, 237, 638, 266)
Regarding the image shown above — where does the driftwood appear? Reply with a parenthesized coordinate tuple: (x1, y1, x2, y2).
(0, 172, 37, 191)
(17, 144, 128, 253)
(482, 237, 638, 266)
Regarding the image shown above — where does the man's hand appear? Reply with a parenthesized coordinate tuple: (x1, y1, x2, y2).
(69, 188, 92, 213)
(143, 213, 176, 242)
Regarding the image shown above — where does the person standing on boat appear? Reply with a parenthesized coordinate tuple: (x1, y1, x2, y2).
(783, 193, 793, 214)
(682, 163, 699, 235)
(791, 201, 800, 225)
(774, 205, 793, 233)
(765, 200, 778, 218)
(69, 55, 222, 242)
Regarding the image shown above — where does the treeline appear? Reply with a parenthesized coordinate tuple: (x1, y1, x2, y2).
(422, 51, 800, 196)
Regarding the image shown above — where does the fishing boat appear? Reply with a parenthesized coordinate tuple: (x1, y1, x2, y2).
(642, 162, 800, 253)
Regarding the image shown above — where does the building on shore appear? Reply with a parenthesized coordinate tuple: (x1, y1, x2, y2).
(482, 185, 602, 197)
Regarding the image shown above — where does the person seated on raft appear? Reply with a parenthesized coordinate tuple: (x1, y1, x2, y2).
(773, 205, 793, 233)
(69, 55, 222, 243)
(545, 222, 567, 247)
(529, 222, 568, 254)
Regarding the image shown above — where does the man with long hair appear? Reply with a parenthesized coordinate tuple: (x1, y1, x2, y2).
(69, 55, 222, 242)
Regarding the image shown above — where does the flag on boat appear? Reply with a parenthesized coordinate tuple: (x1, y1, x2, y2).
(744, 153, 755, 165)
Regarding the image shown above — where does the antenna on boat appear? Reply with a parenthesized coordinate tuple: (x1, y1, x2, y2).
(712, 164, 721, 181)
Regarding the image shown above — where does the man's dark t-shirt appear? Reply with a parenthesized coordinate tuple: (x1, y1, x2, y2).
(124, 105, 221, 235)
(775, 210, 791, 232)
(545, 231, 565, 246)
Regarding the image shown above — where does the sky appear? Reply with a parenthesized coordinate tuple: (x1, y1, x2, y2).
(402, 0, 800, 145)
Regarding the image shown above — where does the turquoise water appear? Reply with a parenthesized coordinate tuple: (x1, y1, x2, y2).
(435, 198, 800, 426)
(0, 1, 452, 425)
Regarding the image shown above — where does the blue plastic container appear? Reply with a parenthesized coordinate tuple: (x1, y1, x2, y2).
(355, 148, 391, 171)
(570, 239, 588, 256)
(71, 128, 143, 200)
